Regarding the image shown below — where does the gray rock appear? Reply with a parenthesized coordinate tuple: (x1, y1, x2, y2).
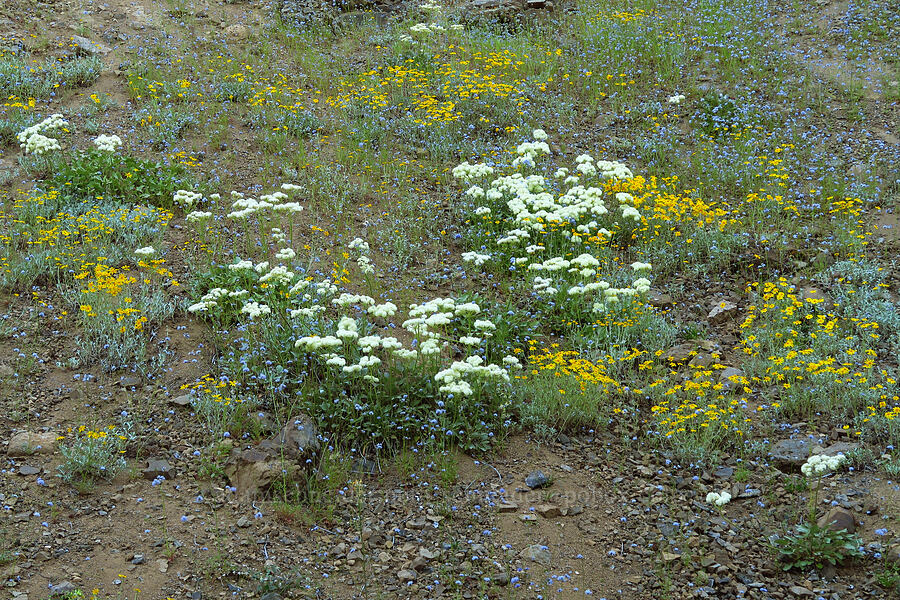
(50, 582, 78, 594)
(397, 568, 417, 582)
(276, 414, 319, 458)
(131, 554, 145, 565)
(525, 470, 550, 489)
(713, 466, 733, 478)
(7, 431, 57, 456)
(259, 594, 282, 600)
(72, 35, 112, 55)
(789, 585, 814, 597)
(18, 465, 40, 476)
(718, 367, 745, 391)
(224, 24, 250, 39)
(169, 394, 192, 406)
(769, 439, 812, 470)
(708, 300, 738, 325)
(118, 375, 142, 388)
(142, 459, 172, 480)
(821, 441, 859, 456)
(521, 544, 551, 566)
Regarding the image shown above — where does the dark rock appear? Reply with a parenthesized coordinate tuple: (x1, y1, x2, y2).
(713, 466, 733, 479)
(708, 300, 738, 325)
(769, 439, 813, 470)
(817, 507, 856, 533)
(18, 465, 40, 476)
(647, 289, 674, 309)
(718, 367, 745, 391)
(821, 442, 859, 456)
(525, 470, 550, 489)
(277, 414, 319, 458)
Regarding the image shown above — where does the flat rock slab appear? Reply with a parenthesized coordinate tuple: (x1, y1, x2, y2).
(7, 431, 57, 456)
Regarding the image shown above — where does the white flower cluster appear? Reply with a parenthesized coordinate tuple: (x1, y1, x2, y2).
(225, 186, 304, 220)
(134, 246, 156, 257)
(240, 301, 271, 319)
(452, 161, 494, 181)
(667, 94, 686, 105)
(93, 134, 123, 152)
(513, 136, 551, 168)
(174, 189, 202, 210)
(17, 113, 68, 155)
(186, 210, 212, 223)
(453, 134, 654, 314)
(434, 355, 510, 396)
(705, 491, 732, 507)
(800, 453, 845, 477)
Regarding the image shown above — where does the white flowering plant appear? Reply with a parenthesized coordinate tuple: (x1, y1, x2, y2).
(771, 452, 862, 571)
(190, 235, 522, 452)
(453, 131, 666, 342)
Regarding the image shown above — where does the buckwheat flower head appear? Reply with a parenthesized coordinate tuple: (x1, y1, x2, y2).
(630, 261, 652, 272)
(349, 238, 370, 253)
(367, 302, 398, 318)
(23, 133, 61, 155)
(186, 210, 212, 222)
(667, 94, 686, 105)
(240, 302, 271, 319)
(93, 133, 123, 152)
(532, 128, 548, 141)
(275, 247, 296, 261)
(281, 183, 301, 192)
(174, 189, 202, 209)
(228, 260, 254, 271)
(801, 453, 845, 477)
(134, 246, 155, 257)
(705, 491, 731, 507)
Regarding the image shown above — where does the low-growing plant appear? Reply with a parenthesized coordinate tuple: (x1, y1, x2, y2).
(771, 453, 863, 571)
(51, 149, 188, 209)
(58, 424, 130, 491)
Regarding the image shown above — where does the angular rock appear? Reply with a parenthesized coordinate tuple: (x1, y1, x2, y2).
(18, 465, 40, 476)
(7, 431, 57, 456)
(276, 414, 320, 458)
(142, 459, 172, 480)
(647, 290, 673, 309)
(72, 35, 112, 55)
(169, 394, 192, 407)
(817, 507, 856, 533)
(663, 342, 699, 364)
(50, 582, 78, 594)
(801, 287, 829, 305)
(224, 24, 250, 39)
(397, 569, 417, 582)
(498, 501, 518, 513)
(769, 439, 812, 470)
(522, 544, 551, 566)
(525, 470, 550, 489)
(718, 367, 745, 391)
(535, 504, 561, 518)
(708, 300, 738, 325)
(822, 441, 859, 456)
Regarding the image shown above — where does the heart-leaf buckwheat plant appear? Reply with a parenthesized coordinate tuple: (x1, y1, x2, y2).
(771, 453, 863, 571)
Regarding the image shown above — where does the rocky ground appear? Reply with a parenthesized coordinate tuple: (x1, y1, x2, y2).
(1, 0, 900, 598)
